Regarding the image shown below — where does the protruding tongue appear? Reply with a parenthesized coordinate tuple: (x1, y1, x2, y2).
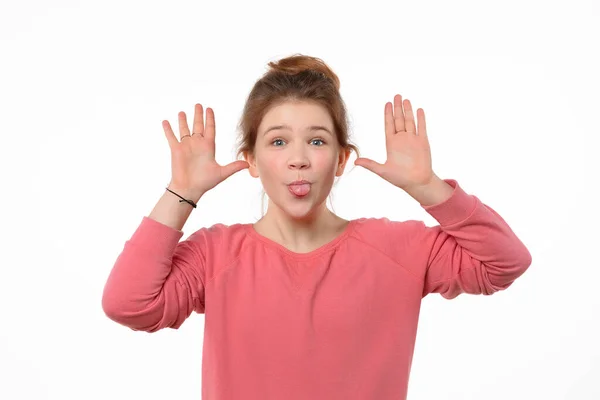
(290, 183, 310, 196)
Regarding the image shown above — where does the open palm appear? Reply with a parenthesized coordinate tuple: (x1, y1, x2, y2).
(355, 94, 434, 191)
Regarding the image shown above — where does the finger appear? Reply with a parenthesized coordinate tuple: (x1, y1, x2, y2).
(222, 160, 250, 179)
(384, 102, 395, 137)
(178, 111, 191, 139)
(393, 94, 405, 133)
(417, 108, 427, 138)
(192, 104, 204, 136)
(162, 120, 179, 148)
(204, 107, 215, 140)
(355, 157, 385, 177)
(403, 99, 416, 133)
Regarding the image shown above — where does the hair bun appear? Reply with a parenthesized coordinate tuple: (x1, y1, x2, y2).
(267, 53, 340, 90)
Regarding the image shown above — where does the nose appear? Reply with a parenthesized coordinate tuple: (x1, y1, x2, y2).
(288, 152, 310, 170)
(287, 142, 310, 170)
(288, 158, 309, 170)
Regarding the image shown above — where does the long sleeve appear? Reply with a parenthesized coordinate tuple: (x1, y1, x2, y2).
(101, 216, 207, 332)
(413, 179, 532, 299)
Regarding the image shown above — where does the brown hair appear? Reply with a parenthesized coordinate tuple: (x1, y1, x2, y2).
(234, 53, 361, 216)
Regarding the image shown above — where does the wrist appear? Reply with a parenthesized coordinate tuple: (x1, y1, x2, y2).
(166, 184, 204, 203)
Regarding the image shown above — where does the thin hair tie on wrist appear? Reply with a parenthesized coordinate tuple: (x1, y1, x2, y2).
(165, 187, 197, 208)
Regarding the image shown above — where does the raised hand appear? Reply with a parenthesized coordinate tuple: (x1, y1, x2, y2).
(354, 94, 435, 192)
(162, 103, 249, 199)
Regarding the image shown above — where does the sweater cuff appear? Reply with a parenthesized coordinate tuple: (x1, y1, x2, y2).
(421, 178, 478, 226)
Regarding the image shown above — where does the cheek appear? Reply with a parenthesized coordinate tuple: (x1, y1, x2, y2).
(314, 155, 339, 176)
(256, 155, 282, 184)
(261, 157, 280, 174)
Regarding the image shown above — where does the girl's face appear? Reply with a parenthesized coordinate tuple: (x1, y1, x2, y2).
(246, 101, 350, 220)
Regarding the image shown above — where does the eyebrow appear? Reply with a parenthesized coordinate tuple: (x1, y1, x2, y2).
(262, 124, 333, 137)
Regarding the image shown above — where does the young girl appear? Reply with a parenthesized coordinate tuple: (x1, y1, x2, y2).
(102, 54, 532, 400)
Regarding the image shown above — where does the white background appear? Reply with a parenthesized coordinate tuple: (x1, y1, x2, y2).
(1, 0, 599, 399)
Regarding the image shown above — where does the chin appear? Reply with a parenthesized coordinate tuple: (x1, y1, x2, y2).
(282, 197, 329, 220)
(279, 202, 316, 218)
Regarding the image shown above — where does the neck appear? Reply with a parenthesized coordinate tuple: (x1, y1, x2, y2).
(256, 204, 341, 250)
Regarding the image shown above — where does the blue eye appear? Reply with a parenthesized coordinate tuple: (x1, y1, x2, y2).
(271, 138, 326, 146)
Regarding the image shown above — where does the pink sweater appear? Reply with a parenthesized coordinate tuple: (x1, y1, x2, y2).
(102, 178, 531, 400)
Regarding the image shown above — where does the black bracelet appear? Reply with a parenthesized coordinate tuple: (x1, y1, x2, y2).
(165, 187, 197, 208)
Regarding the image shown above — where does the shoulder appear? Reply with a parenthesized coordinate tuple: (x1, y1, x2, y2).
(351, 216, 426, 241)
(182, 222, 251, 280)
(350, 216, 425, 253)
(350, 216, 429, 276)
(187, 221, 247, 243)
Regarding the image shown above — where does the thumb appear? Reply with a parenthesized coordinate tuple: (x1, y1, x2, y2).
(354, 157, 384, 176)
(222, 160, 250, 179)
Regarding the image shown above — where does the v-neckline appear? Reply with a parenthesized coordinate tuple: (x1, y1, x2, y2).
(245, 219, 358, 260)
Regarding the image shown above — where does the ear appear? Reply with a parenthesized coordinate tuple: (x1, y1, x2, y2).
(243, 151, 259, 178)
(335, 147, 352, 177)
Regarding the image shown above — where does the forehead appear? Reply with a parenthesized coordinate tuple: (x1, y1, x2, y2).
(259, 101, 333, 133)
